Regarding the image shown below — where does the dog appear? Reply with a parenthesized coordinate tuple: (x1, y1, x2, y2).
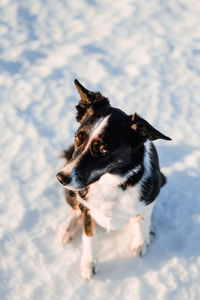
(56, 79, 171, 280)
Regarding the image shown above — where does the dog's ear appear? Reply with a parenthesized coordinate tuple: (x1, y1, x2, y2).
(131, 113, 171, 142)
(74, 79, 110, 123)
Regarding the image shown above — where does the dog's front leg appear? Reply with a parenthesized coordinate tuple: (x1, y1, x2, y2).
(57, 209, 81, 244)
(130, 202, 155, 257)
(80, 208, 98, 280)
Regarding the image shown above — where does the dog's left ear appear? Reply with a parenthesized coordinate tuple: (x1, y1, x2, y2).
(131, 113, 172, 141)
(74, 79, 110, 123)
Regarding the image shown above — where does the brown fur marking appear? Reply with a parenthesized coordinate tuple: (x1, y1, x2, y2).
(131, 124, 137, 131)
(132, 113, 136, 122)
(65, 189, 79, 209)
(78, 187, 88, 200)
(81, 208, 94, 237)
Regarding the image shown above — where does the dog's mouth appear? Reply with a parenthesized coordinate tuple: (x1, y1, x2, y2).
(64, 185, 86, 192)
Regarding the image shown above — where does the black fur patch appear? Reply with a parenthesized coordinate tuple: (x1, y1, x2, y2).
(119, 142, 167, 205)
(140, 144, 165, 205)
(76, 92, 110, 123)
(119, 165, 144, 190)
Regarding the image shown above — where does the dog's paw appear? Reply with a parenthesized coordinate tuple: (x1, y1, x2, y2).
(131, 230, 155, 257)
(131, 237, 144, 256)
(131, 240, 149, 257)
(137, 230, 155, 256)
(137, 231, 155, 256)
(57, 225, 72, 245)
(138, 241, 150, 257)
(80, 260, 99, 280)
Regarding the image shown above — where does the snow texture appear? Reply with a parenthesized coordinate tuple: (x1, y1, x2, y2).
(0, 0, 200, 299)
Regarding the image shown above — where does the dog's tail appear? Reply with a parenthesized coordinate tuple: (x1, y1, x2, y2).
(160, 171, 167, 188)
(61, 145, 74, 162)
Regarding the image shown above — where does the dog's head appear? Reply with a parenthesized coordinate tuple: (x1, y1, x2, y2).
(56, 79, 171, 190)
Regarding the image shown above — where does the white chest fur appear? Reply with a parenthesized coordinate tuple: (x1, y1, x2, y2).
(77, 173, 145, 231)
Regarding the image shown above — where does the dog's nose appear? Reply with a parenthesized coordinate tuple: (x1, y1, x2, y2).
(56, 172, 71, 186)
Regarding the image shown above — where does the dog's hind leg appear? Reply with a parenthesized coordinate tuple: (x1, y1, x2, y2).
(57, 208, 81, 245)
(80, 207, 98, 280)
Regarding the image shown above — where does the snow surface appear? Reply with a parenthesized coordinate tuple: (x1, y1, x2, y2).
(0, 0, 200, 299)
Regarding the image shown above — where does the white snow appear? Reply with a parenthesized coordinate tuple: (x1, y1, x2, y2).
(0, 0, 200, 299)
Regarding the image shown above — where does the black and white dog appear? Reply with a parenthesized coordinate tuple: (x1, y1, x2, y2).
(56, 79, 171, 280)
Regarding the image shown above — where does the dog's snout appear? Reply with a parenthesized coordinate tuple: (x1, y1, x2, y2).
(56, 172, 71, 186)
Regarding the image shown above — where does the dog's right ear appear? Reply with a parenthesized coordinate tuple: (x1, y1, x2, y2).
(74, 79, 110, 123)
(131, 113, 172, 143)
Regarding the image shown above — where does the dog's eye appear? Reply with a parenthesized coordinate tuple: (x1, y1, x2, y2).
(99, 145, 108, 155)
(90, 139, 109, 157)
